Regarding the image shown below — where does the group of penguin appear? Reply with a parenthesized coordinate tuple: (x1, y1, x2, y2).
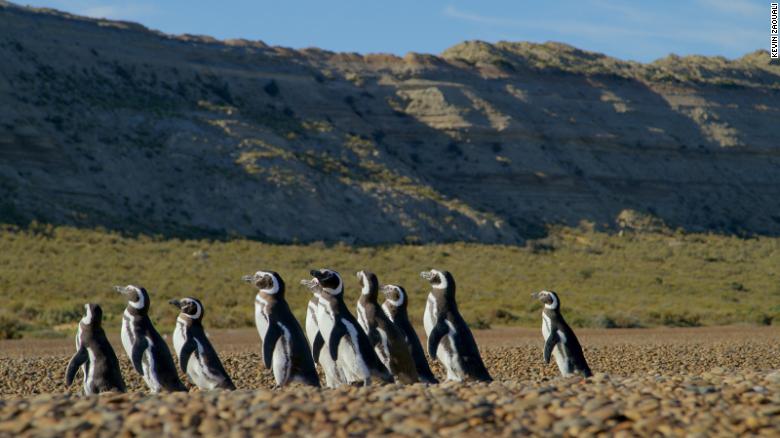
(66, 268, 592, 395)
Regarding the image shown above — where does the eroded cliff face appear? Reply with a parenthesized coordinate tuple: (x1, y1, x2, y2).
(1, 3, 779, 244)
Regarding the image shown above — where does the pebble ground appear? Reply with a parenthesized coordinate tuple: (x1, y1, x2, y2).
(0, 326, 778, 436)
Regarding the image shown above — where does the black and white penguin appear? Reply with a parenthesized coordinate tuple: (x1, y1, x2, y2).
(65, 303, 126, 395)
(356, 271, 419, 384)
(115, 285, 186, 393)
(244, 271, 320, 388)
(304, 293, 346, 388)
(421, 269, 492, 382)
(531, 290, 592, 377)
(380, 284, 439, 384)
(302, 268, 393, 386)
(170, 297, 236, 390)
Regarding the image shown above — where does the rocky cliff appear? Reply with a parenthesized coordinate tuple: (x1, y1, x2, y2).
(1, 2, 779, 243)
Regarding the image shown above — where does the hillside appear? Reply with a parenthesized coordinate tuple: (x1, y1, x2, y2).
(1, 2, 779, 244)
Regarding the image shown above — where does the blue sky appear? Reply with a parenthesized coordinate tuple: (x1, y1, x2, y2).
(22, 0, 769, 62)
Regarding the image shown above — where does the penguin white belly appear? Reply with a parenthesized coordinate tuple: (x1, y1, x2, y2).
(374, 327, 390, 369)
(173, 321, 212, 390)
(75, 326, 89, 392)
(356, 302, 369, 334)
(542, 314, 570, 376)
(318, 349, 345, 388)
(315, 301, 335, 341)
(120, 311, 134, 361)
(305, 302, 319, 347)
(255, 297, 270, 340)
(439, 322, 464, 382)
(271, 323, 292, 386)
(313, 302, 346, 388)
(423, 295, 436, 336)
(188, 340, 219, 390)
(424, 296, 463, 381)
(141, 336, 162, 393)
(337, 318, 370, 383)
(84, 348, 96, 395)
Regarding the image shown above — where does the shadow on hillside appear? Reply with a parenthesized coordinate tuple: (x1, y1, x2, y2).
(1, 4, 779, 243)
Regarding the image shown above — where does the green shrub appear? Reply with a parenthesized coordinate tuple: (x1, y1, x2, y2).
(0, 311, 25, 339)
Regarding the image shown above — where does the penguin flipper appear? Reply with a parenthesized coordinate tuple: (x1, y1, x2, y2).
(178, 338, 197, 374)
(130, 337, 149, 374)
(543, 332, 559, 364)
(312, 332, 325, 360)
(65, 347, 88, 386)
(427, 318, 449, 359)
(263, 323, 282, 369)
(367, 327, 382, 348)
(328, 322, 347, 361)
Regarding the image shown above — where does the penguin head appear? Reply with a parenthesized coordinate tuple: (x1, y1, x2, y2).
(380, 284, 407, 310)
(169, 297, 204, 320)
(114, 285, 150, 312)
(304, 269, 343, 296)
(356, 270, 379, 300)
(80, 303, 103, 328)
(243, 271, 285, 296)
(420, 269, 455, 295)
(532, 290, 560, 310)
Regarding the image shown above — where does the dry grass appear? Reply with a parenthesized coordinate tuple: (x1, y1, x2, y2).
(0, 223, 778, 338)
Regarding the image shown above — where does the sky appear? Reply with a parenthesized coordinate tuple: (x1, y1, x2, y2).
(20, 0, 770, 62)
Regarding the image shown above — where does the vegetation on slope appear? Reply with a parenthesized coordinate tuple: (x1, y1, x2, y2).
(0, 223, 778, 338)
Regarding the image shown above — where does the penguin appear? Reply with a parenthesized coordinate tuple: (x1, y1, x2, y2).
(244, 271, 320, 388)
(302, 269, 393, 386)
(304, 292, 346, 388)
(115, 285, 186, 393)
(380, 284, 439, 384)
(355, 271, 419, 384)
(65, 303, 126, 395)
(531, 290, 592, 378)
(421, 269, 492, 382)
(170, 297, 236, 390)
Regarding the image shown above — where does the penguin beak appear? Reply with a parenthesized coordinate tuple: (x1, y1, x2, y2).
(531, 292, 541, 300)
(380, 285, 393, 295)
(241, 274, 254, 283)
(420, 271, 434, 281)
(169, 299, 181, 308)
(113, 285, 129, 295)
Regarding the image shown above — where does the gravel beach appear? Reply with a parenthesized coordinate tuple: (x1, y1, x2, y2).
(1, 326, 778, 436)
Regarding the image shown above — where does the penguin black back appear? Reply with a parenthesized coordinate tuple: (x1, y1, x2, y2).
(421, 269, 492, 382)
(532, 290, 592, 377)
(116, 285, 186, 392)
(171, 297, 236, 390)
(380, 284, 439, 384)
(356, 271, 419, 384)
(308, 269, 394, 385)
(245, 271, 320, 387)
(65, 303, 126, 394)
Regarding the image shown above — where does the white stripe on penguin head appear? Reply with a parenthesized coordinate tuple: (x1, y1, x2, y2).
(321, 270, 343, 296)
(431, 270, 448, 290)
(359, 271, 370, 295)
(180, 298, 203, 319)
(256, 271, 280, 295)
(542, 290, 559, 310)
(385, 285, 405, 307)
(127, 285, 145, 309)
(81, 304, 93, 325)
